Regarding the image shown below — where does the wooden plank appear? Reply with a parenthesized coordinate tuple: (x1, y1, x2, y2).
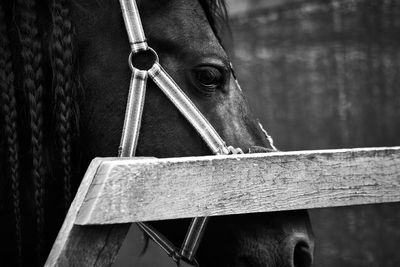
(45, 158, 130, 267)
(75, 147, 400, 225)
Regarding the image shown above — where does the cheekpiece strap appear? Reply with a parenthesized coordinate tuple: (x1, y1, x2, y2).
(119, 0, 148, 53)
(118, 0, 242, 156)
(118, 0, 244, 266)
(118, 69, 147, 157)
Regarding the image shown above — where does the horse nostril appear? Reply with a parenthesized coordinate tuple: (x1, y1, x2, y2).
(293, 240, 313, 267)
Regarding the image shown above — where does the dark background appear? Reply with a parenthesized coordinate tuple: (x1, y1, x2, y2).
(227, 0, 400, 266)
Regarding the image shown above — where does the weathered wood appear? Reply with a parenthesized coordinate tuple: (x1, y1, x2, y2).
(45, 159, 130, 267)
(228, 1, 400, 265)
(75, 147, 400, 225)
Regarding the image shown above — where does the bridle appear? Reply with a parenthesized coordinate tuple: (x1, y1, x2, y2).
(117, 0, 244, 265)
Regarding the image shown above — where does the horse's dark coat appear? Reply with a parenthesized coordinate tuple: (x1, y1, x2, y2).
(0, 0, 314, 266)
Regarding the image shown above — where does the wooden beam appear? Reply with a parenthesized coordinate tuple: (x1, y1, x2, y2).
(45, 159, 130, 267)
(75, 147, 400, 225)
(47, 147, 400, 266)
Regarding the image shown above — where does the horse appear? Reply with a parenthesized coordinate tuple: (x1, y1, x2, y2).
(0, 0, 315, 266)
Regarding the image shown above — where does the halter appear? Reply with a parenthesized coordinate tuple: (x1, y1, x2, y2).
(118, 0, 243, 265)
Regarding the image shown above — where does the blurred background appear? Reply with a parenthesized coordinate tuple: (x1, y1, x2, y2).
(226, 0, 400, 266)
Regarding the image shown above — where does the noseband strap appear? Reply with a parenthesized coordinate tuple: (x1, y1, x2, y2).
(118, 0, 243, 265)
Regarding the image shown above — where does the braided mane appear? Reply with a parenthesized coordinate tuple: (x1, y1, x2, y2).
(0, 0, 227, 266)
(1, 0, 76, 265)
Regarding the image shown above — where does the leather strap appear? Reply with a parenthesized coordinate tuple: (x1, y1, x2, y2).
(117, 0, 243, 265)
(119, 69, 147, 157)
(148, 62, 230, 155)
(119, 0, 148, 52)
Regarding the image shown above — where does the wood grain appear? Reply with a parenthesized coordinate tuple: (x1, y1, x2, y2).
(45, 158, 130, 267)
(75, 147, 400, 225)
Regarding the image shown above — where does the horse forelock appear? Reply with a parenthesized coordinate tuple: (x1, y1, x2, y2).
(199, 0, 229, 42)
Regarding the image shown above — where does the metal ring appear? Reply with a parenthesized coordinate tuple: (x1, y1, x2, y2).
(128, 46, 159, 72)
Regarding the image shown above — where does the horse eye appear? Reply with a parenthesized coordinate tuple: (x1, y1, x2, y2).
(192, 66, 224, 94)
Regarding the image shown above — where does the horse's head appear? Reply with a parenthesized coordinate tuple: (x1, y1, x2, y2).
(71, 0, 314, 266)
